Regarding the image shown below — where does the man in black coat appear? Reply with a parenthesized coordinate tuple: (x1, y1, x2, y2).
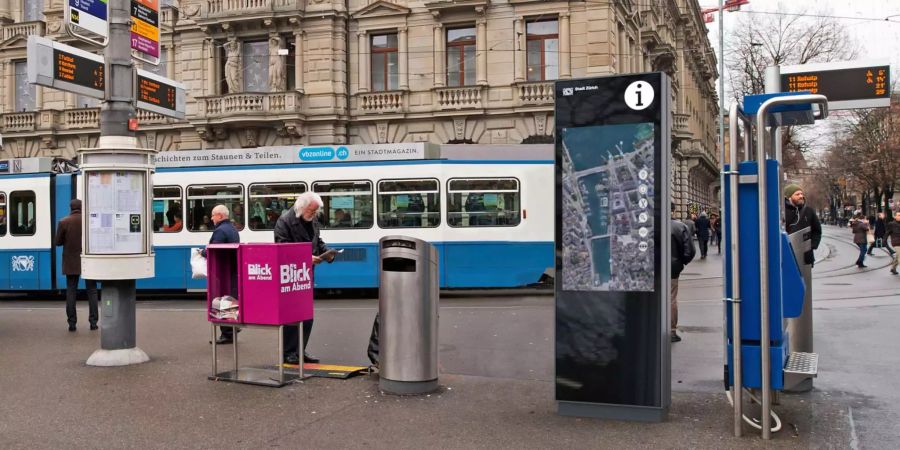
(867, 212, 892, 256)
(671, 203, 696, 342)
(274, 192, 336, 364)
(695, 211, 711, 259)
(783, 184, 822, 266)
(205, 204, 242, 344)
(55, 199, 98, 332)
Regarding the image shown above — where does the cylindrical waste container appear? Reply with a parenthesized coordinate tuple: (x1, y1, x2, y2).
(378, 235, 439, 395)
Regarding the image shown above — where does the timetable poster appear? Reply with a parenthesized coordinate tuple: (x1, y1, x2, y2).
(87, 171, 145, 254)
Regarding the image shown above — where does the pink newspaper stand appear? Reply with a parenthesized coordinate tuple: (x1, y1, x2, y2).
(207, 242, 314, 387)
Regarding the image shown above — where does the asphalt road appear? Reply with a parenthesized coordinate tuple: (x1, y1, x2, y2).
(0, 225, 897, 448)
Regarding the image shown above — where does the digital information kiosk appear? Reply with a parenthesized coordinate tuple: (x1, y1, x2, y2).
(555, 73, 672, 422)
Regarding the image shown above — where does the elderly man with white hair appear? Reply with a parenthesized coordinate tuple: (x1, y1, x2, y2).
(205, 204, 241, 344)
(274, 191, 336, 364)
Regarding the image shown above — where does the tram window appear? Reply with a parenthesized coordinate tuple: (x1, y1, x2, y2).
(0, 192, 6, 236)
(377, 179, 440, 228)
(186, 184, 245, 232)
(9, 190, 36, 236)
(312, 180, 373, 229)
(248, 182, 308, 230)
(447, 178, 521, 227)
(153, 186, 183, 233)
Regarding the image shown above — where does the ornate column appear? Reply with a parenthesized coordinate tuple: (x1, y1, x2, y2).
(514, 18, 525, 83)
(294, 31, 305, 92)
(476, 17, 487, 86)
(2, 61, 13, 112)
(35, 85, 43, 110)
(165, 44, 175, 80)
(358, 32, 369, 92)
(398, 26, 408, 90)
(559, 13, 571, 79)
(205, 38, 217, 95)
(433, 23, 444, 88)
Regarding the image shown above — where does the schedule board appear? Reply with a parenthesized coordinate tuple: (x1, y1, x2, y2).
(780, 60, 891, 110)
(86, 171, 146, 255)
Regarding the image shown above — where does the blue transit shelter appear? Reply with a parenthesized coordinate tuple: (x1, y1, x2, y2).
(722, 91, 828, 439)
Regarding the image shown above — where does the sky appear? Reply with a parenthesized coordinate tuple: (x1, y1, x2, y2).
(702, 0, 900, 157)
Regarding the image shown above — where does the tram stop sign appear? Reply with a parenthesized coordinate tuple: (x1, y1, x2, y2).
(554, 73, 672, 422)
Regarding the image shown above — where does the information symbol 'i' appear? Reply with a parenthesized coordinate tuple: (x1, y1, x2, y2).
(625, 81, 655, 111)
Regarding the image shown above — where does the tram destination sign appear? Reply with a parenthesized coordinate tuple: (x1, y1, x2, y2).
(27, 36, 105, 99)
(152, 144, 440, 168)
(135, 69, 185, 119)
(780, 60, 891, 110)
(66, 0, 109, 40)
(131, 0, 160, 63)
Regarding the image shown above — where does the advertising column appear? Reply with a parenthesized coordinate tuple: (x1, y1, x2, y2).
(554, 73, 672, 422)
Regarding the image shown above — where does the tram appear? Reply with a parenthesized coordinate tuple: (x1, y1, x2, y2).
(0, 144, 554, 292)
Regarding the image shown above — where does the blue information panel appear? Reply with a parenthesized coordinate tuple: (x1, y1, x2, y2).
(555, 73, 672, 423)
(67, 0, 109, 39)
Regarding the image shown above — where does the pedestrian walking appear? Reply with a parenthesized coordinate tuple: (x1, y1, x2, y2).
(671, 203, 696, 343)
(884, 211, 900, 274)
(851, 213, 870, 268)
(695, 211, 710, 259)
(55, 199, 98, 332)
(205, 204, 241, 344)
(867, 212, 891, 256)
(274, 192, 336, 365)
(783, 184, 822, 267)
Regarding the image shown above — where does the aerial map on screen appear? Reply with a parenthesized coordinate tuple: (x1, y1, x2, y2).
(561, 123, 655, 292)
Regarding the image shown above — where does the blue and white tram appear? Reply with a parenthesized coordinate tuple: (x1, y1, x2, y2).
(0, 145, 554, 292)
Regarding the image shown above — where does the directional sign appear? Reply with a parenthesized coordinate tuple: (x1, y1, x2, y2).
(135, 69, 185, 119)
(27, 36, 105, 99)
(131, 0, 160, 64)
(66, 0, 109, 41)
(780, 60, 891, 110)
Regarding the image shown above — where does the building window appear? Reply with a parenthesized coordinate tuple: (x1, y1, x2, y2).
(526, 19, 559, 82)
(248, 182, 307, 230)
(23, 0, 43, 21)
(371, 33, 399, 92)
(312, 180, 373, 229)
(0, 192, 6, 236)
(242, 40, 269, 93)
(187, 184, 245, 232)
(377, 179, 440, 228)
(153, 186, 182, 233)
(9, 190, 36, 236)
(15, 61, 35, 112)
(447, 27, 476, 87)
(447, 178, 521, 227)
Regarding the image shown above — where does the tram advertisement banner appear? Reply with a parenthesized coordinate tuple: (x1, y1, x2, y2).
(554, 73, 672, 422)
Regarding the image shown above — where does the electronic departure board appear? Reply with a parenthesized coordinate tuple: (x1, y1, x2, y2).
(27, 35, 106, 99)
(780, 61, 891, 110)
(53, 48, 104, 92)
(134, 69, 185, 119)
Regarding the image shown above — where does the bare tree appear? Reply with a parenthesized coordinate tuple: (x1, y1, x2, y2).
(725, 6, 859, 172)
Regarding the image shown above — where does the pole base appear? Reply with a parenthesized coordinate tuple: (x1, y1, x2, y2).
(86, 347, 150, 367)
(380, 378, 439, 395)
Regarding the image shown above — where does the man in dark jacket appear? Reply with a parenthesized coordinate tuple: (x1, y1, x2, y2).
(783, 184, 822, 267)
(867, 212, 892, 256)
(274, 192, 335, 364)
(55, 199, 98, 332)
(695, 211, 711, 259)
(206, 204, 241, 344)
(671, 203, 696, 343)
(884, 211, 900, 274)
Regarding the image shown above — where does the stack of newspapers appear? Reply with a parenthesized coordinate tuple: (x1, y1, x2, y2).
(210, 296, 239, 321)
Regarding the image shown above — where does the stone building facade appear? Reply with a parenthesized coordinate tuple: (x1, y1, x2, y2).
(0, 0, 718, 212)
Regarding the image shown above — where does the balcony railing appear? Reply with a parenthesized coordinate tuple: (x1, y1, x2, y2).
(435, 86, 483, 110)
(2, 21, 44, 41)
(204, 0, 298, 16)
(137, 109, 170, 124)
(201, 92, 302, 118)
(673, 113, 692, 140)
(64, 108, 100, 129)
(516, 81, 554, 106)
(2, 112, 37, 132)
(358, 91, 405, 114)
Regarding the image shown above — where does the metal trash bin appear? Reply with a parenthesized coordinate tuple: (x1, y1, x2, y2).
(378, 235, 439, 395)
